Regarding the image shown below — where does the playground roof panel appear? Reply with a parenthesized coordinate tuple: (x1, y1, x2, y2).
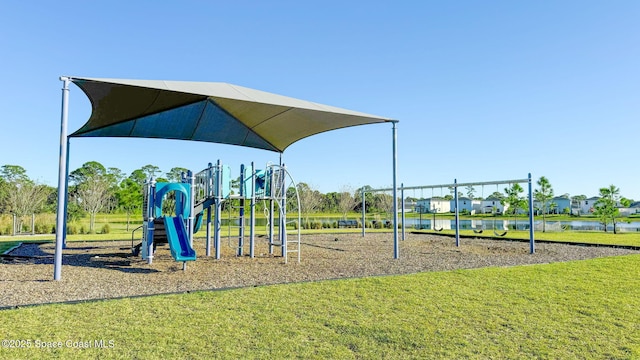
(69, 77, 395, 153)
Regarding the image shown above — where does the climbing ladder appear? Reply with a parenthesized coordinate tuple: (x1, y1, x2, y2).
(264, 164, 301, 264)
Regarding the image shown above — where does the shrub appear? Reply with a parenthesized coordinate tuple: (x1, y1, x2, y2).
(66, 225, 78, 235)
(101, 224, 111, 234)
(35, 223, 52, 234)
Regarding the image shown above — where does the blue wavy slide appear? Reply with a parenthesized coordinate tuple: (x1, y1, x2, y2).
(163, 215, 196, 261)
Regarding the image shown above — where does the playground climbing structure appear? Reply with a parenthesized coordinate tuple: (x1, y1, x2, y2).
(137, 160, 301, 267)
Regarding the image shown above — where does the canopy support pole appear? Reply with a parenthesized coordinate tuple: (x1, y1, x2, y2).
(392, 121, 399, 259)
(54, 77, 70, 281)
(528, 173, 535, 254)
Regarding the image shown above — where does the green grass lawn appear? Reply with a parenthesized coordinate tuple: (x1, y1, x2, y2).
(0, 255, 638, 359)
(413, 229, 640, 247)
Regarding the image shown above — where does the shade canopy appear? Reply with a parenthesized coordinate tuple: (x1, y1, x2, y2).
(69, 77, 395, 153)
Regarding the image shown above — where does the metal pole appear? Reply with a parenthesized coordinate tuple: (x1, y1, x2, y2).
(54, 77, 70, 281)
(392, 121, 399, 259)
(528, 173, 535, 254)
(401, 184, 406, 240)
(238, 164, 245, 256)
(454, 179, 460, 247)
(281, 163, 287, 259)
(62, 138, 70, 248)
(269, 197, 275, 255)
(250, 162, 256, 258)
(214, 160, 222, 259)
(188, 170, 195, 248)
(361, 187, 366, 237)
(146, 178, 156, 264)
(206, 163, 213, 257)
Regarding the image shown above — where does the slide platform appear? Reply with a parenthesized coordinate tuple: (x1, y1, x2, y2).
(163, 215, 196, 262)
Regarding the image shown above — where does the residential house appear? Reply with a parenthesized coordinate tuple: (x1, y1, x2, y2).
(415, 197, 451, 213)
(618, 201, 640, 216)
(578, 197, 600, 214)
(536, 195, 571, 214)
(481, 196, 508, 214)
(450, 197, 482, 213)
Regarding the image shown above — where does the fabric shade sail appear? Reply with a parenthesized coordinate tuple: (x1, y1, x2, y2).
(69, 77, 395, 153)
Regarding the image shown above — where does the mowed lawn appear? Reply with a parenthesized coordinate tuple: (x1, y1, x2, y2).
(1, 255, 639, 359)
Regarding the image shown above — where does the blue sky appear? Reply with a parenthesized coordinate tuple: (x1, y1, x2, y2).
(1, 1, 639, 199)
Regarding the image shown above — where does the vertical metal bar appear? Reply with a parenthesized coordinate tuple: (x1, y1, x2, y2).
(206, 207, 212, 257)
(206, 163, 212, 257)
(54, 77, 70, 281)
(401, 183, 405, 240)
(269, 197, 274, 255)
(392, 121, 399, 259)
(361, 187, 366, 237)
(281, 164, 287, 260)
(62, 138, 70, 248)
(147, 178, 156, 264)
(250, 162, 256, 258)
(188, 170, 195, 247)
(238, 164, 245, 256)
(454, 179, 460, 247)
(214, 160, 222, 259)
(528, 173, 535, 254)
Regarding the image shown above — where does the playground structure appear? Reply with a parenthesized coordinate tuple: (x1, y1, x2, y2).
(364, 174, 535, 255)
(136, 160, 301, 268)
(53, 77, 397, 280)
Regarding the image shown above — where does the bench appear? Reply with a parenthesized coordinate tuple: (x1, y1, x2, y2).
(337, 220, 358, 228)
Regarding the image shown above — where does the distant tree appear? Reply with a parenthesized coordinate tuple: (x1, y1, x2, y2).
(0, 176, 7, 213)
(374, 192, 394, 214)
(70, 161, 113, 233)
(166, 167, 189, 183)
(140, 164, 162, 179)
(107, 167, 125, 185)
(503, 183, 525, 229)
(116, 178, 143, 231)
(489, 191, 505, 200)
(4, 181, 49, 231)
(1, 165, 29, 183)
(593, 185, 629, 234)
(338, 186, 357, 220)
(534, 176, 554, 232)
(354, 185, 375, 213)
(296, 183, 323, 223)
(129, 169, 147, 185)
(465, 185, 475, 199)
(0, 166, 49, 232)
(321, 192, 340, 213)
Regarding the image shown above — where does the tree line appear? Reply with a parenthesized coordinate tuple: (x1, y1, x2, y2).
(0, 164, 633, 234)
(0, 162, 396, 233)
